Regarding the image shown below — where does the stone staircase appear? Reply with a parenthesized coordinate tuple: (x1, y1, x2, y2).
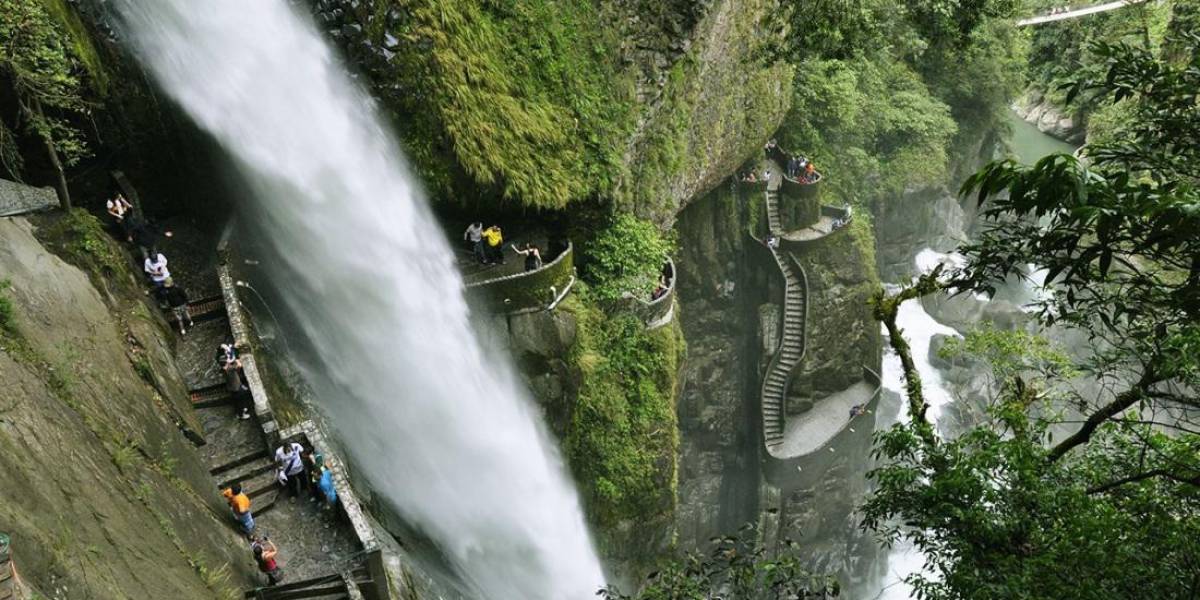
(242, 565, 371, 599)
(759, 181, 809, 450)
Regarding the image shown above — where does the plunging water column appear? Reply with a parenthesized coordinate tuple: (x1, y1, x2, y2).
(111, 1, 605, 598)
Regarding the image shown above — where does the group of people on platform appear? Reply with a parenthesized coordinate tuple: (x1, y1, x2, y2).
(738, 139, 819, 185)
(463, 222, 545, 272)
(221, 430, 341, 587)
(786, 155, 819, 183)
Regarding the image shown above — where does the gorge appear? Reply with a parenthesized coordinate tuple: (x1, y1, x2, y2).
(0, 0, 1196, 598)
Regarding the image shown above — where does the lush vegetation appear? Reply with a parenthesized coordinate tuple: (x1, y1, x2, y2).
(866, 26, 1200, 598)
(600, 535, 839, 599)
(0, 0, 92, 209)
(581, 214, 676, 302)
(562, 291, 684, 543)
(776, 0, 1023, 211)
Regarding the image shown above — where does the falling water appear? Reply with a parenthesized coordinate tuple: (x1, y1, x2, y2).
(111, 1, 605, 598)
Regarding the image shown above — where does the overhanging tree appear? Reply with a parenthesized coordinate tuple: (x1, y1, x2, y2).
(0, 0, 91, 209)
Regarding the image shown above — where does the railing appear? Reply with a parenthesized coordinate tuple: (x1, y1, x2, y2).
(466, 241, 575, 313)
(625, 257, 677, 329)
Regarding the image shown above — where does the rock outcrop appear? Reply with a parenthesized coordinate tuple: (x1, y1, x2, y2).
(0, 215, 254, 599)
(1012, 89, 1086, 145)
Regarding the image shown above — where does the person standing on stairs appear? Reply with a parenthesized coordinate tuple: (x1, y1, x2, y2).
(222, 483, 255, 538)
(275, 440, 307, 498)
(159, 280, 194, 334)
(251, 537, 283, 586)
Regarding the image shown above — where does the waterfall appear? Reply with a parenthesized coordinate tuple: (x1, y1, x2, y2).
(110, 1, 605, 597)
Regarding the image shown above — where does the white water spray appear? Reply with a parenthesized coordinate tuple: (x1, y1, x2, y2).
(112, 1, 605, 597)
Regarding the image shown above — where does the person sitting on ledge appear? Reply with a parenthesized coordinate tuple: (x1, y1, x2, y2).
(741, 170, 758, 183)
(849, 404, 867, 418)
(651, 275, 669, 301)
(482, 225, 504, 264)
(513, 243, 542, 272)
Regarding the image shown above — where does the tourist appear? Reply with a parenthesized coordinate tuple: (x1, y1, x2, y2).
(222, 483, 254, 538)
(275, 440, 307, 498)
(106, 194, 134, 236)
(743, 171, 758, 183)
(787, 156, 799, 179)
(317, 466, 338, 510)
(766, 235, 780, 249)
(803, 162, 817, 183)
(463, 222, 485, 263)
(849, 404, 867, 418)
(513, 243, 542, 272)
(127, 219, 173, 258)
(143, 252, 171, 288)
(251, 537, 283, 586)
(217, 344, 251, 420)
(651, 275, 669, 301)
(764, 138, 777, 158)
(160, 280, 194, 334)
(482, 225, 504, 264)
(763, 168, 772, 182)
(302, 449, 324, 498)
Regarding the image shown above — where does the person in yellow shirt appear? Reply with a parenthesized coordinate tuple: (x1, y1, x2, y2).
(481, 225, 505, 264)
(222, 483, 254, 538)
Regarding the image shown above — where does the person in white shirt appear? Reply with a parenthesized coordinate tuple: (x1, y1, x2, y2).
(463, 222, 485, 263)
(143, 253, 171, 288)
(275, 441, 307, 498)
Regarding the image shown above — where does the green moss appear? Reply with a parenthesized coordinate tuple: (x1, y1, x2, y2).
(41, 0, 111, 95)
(0, 279, 13, 334)
(560, 290, 683, 551)
(35, 209, 130, 289)
(397, 0, 634, 208)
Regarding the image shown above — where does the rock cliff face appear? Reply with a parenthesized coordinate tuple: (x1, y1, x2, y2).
(0, 215, 253, 599)
(673, 182, 765, 546)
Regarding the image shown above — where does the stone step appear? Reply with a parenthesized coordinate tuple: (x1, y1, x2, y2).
(210, 449, 271, 477)
(216, 456, 276, 491)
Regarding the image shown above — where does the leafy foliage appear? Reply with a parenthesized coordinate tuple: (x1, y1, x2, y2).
(866, 29, 1200, 600)
(581, 214, 675, 302)
(0, 279, 14, 333)
(599, 535, 839, 599)
(0, 0, 91, 179)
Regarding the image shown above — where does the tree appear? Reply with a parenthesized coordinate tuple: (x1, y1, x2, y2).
(599, 535, 840, 600)
(0, 0, 91, 209)
(863, 27, 1200, 600)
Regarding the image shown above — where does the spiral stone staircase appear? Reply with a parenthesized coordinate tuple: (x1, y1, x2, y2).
(749, 154, 880, 469)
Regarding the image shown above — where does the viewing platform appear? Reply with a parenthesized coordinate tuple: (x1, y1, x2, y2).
(460, 239, 575, 314)
(621, 257, 677, 329)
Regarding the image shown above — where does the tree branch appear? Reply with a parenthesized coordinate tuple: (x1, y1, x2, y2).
(1045, 369, 1160, 463)
(1087, 469, 1200, 495)
(873, 268, 944, 445)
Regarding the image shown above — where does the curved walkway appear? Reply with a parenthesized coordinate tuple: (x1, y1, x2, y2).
(463, 241, 575, 313)
(628, 257, 677, 330)
(1017, 0, 1148, 26)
